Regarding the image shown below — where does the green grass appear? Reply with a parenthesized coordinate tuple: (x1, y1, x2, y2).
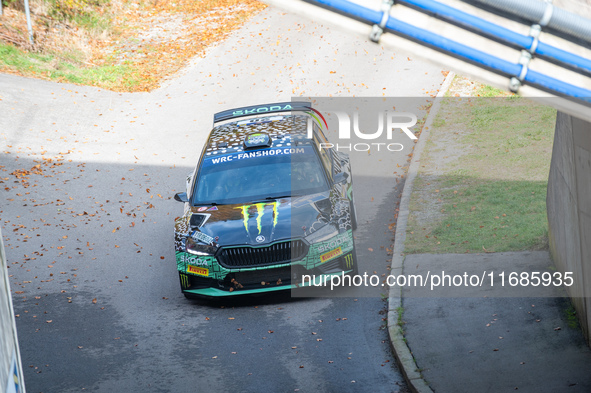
(0, 43, 51, 69)
(2, 0, 265, 91)
(396, 306, 404, 327)
(0, 0, 124, 87)
(405, 86, 556, 254)
(47, 0, 113, 32)
(70, 12, 111, 33)
(565, 304, 580, 330)
(440, 98, 555, 180)
(407, 178, 549, 253)
(0, 42, 138, 88)
(476, 84, 513, 97)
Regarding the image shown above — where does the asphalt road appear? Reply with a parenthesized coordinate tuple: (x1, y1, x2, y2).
(0, 7, 444, 392)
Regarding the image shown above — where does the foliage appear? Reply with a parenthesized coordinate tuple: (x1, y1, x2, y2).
(47, 0, 111, 31)
(0, 0, 266, 91)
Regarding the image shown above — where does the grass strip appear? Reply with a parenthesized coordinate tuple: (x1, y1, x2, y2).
(405, 78, 556, 254)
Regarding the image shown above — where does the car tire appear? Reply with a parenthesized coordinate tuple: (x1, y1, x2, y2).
(350, 248, 359, 277)
(347, 233, 359, 277)
(350, 197, 358, 231)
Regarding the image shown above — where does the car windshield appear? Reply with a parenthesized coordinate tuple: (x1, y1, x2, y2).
(192, 146, 329, 205)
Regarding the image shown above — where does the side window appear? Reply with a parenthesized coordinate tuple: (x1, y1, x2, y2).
(312, 127, 333, 179)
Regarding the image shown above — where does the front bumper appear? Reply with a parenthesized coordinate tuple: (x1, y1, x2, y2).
(178, 253, 356, 298)
(176, 230, 356, 298)
(181, 267, 356, 298)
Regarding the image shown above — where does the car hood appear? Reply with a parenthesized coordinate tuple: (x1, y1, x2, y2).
(188, 193, 329, 247)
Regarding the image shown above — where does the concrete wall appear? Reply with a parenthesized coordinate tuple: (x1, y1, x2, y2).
(547, 112, 591, 345)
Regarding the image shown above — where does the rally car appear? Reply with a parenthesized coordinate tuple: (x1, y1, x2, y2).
(173, 102, 358, 298)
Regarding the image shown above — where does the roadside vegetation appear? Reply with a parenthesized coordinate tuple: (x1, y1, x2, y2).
(405, 76, 556, 254)
(0, 0, 265, 91)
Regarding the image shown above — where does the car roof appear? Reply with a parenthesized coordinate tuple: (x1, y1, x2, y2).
(204, 114, 315, 157)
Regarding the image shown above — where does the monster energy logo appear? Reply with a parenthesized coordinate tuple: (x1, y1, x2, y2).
(180, 273, 190, 289)
(236, 202, 279, 234)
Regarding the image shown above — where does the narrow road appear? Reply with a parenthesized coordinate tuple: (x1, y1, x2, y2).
(0, 7, 444, 392)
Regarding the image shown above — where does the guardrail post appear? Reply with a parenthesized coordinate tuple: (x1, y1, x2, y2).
(24, 0, 34, 45)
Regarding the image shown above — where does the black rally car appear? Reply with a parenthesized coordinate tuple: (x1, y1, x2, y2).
(173, 102, 358, 298)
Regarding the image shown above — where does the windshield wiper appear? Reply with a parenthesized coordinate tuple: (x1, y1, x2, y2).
(246, 195, 294, 204)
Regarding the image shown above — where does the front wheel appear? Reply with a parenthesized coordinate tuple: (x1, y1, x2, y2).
(345, 238, 359, 277)
(350, 198, 358, 231)
(349, 251, 359, 276)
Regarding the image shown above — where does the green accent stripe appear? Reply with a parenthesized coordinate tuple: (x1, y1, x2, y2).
(307, 111, 323, 129)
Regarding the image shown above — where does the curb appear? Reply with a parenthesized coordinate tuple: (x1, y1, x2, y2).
(387, 71, 456, 393)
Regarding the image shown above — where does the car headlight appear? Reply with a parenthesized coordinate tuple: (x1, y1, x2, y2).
(305, 223, 339, 243)
(186, 237, 217, 256)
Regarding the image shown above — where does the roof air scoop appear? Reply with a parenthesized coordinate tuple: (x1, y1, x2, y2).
(244, 133, 272, 150)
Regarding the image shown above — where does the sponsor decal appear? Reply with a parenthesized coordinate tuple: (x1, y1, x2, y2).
(232, 104, 293, 117)
(207, 147, 306, 165)
(7, 352, 21, 393)
(198, 206, 208, 212)
(187, 265, 209, 276)
(344, 253, 354, 269)
(318, 237, 347, 253)
(246, 133, 269, 146)
(180, 273, 190, 289)
(236, 202, 279, 235)
(191, 230, 215, 245)
(207, 206, 218, 211)
(320, 247, 343, 263)
(178, 254, 209, 266)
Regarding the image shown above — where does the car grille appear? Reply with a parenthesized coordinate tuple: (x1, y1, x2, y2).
(217, 240, 308, 268)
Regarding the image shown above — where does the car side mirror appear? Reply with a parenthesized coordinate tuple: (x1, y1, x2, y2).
(174, 192, 189, 203)
(333, 172, 349, 184)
